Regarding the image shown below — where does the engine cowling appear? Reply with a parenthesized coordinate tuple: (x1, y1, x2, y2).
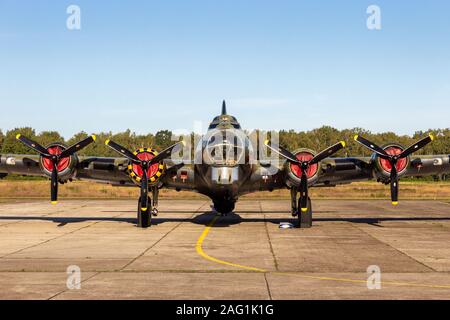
(285, 148, 320, 187)
(39, 143, 78, 182)
(373, 143, 410, 182)
(127, 148, 165, 186)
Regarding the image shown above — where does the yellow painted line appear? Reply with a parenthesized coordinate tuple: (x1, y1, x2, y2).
(277, 272, 450, 289)
(196, 217, 266, 272)
(196, 216, 450, 290)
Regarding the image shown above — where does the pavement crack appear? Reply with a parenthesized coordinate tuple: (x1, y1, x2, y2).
(263, 272, 273, 300)
(260, 201, 279, 271)
(47, 271, 101, 300)
(350, 222, 437, 272)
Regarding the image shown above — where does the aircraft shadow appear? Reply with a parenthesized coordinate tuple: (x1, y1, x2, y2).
(1, 211, 450, 228)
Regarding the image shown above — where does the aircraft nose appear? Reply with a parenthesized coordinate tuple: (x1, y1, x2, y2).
(211, 167, 239, 185)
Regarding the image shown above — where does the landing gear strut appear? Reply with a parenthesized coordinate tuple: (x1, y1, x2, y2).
(151, 187, 159, 216)
(290, 188, 312, 228)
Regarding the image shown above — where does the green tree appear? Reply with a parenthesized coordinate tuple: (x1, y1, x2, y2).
(37, 131, 65, 147)
(1, 126, 449, 158)
(1, 127, 37, 154)
(0, 130, 4, 151)
(154, 130, 172, 149)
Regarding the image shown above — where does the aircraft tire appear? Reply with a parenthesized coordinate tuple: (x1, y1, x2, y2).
(137, 196, 152, 228)
(213, 200, 235, 215)
(298, 197, 312, 228)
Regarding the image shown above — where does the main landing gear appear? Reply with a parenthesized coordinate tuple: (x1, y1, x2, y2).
(290, 188, 312, 228)
(137, 187, 160, 228)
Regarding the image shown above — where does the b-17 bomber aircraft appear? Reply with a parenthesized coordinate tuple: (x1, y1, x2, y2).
(0, 101, 449, 228)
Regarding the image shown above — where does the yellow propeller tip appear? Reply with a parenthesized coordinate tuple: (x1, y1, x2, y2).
(353, 134, 359, 141)
(141, 207, 148, 212)
(51, 201, 58, 205)
(301, 208, 308, 212)
(392, 201, 398, 206)
(429, 134, 434, 141)
(15, 133, 21, 139)
(340, 141, 346, 148)
(181, 140, 186, 146)
(264, 139, 269, 146)
(105, 139, 110, 145)
(91, 135, 97, 141)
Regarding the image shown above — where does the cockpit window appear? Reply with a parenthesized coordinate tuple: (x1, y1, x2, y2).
(208, 115, 241, 129)
(203, 131, 246, 166)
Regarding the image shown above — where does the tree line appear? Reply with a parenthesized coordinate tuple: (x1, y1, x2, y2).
(0, 126, 449, 157)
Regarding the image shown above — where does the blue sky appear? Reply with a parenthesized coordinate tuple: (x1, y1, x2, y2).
(0, 0, 449, 138)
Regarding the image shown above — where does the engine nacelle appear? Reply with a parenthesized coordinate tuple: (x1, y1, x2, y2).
(39, 143, 78, 182)
(285, 148, 320, 187)
(373, 143, 410, 183)
(127, 148, 165, 186)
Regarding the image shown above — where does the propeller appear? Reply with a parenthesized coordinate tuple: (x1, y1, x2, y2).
(16, 134, 96, 204)
(265, 140, 346, 212)
(354, 134, 434, 205)
(105, 139, 184, 212)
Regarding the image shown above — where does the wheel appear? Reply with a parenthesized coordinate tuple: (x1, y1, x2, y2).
(297, 197, 312, 228)
(137, 196, 151, 228)
(213, 200, 235, 216)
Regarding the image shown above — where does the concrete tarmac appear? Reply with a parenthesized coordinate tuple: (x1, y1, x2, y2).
(0, 199, 450, 299)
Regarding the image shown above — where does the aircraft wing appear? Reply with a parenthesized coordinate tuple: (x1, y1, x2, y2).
(240, 153, 450, 194)
(0, 153, 196, 189)
(315, 154, 450, 186)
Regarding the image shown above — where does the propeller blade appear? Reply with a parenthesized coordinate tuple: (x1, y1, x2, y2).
(299, 173, 309, 212)
(399, 134, 434, 159)
(264, 140, 301, 164)
(354, 135, 389, 159)
(310, 141, 346, 164)
(390, 163, 399, 205)
(60, 135, 96, 158)
(140, 168, 149, 212)
(150, 141, 185, 164)
(50, 164, 58, 204)
(105, 139, 140, 163)
(16, 134, 50, 157)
